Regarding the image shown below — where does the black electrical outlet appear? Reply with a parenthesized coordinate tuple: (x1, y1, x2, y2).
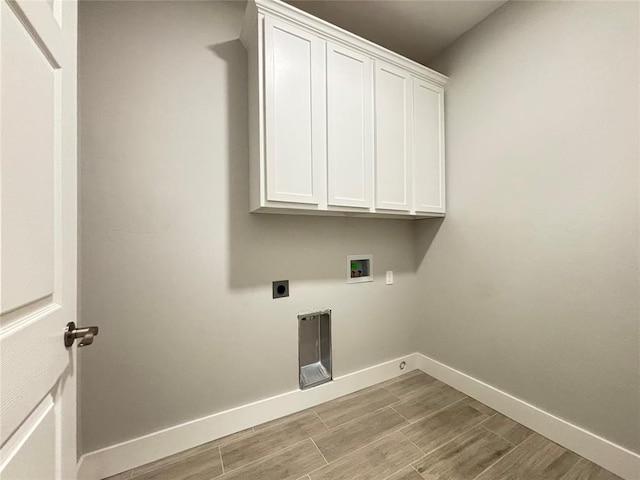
(272, 280, 289, 299)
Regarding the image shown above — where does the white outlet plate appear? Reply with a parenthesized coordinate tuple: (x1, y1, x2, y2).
(386, 271, 393, 285)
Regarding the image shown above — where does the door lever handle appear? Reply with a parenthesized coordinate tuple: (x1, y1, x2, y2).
(64, 322, 99, 348)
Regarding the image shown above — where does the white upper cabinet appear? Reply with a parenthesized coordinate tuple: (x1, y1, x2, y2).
(327, 43, 374, 209)
(263, 16, 326, 205)
(412, 78, 445, 214)
(241, 0, 448, 218)
(375, 61, 412, 212)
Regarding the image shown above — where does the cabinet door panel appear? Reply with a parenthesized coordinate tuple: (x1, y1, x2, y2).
(264, 17, 324, 204)
(413, 78, 445, 213)
(327, 43, 373, 208)
(375, 62, 411, 211)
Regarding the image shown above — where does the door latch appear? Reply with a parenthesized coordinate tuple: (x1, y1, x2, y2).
(64, 322, 99, 348)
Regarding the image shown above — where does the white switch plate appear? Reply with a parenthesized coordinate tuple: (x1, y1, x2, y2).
(386, 270, 393, 285)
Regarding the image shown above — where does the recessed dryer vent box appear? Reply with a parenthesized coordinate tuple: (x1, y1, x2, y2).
(347, 254, 373, 284)
(299, 310, 332, 390)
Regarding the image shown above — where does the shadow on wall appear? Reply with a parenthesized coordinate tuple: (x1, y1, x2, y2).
(210, 39, 417, 290)
(414, 217, 444, 267)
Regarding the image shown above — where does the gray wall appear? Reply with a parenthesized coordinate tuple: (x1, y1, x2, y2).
(418, 0, 640, 453)
(78, 1, 417, 453)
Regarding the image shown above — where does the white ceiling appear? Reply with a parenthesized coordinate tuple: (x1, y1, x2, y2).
(285, 0, 508, 65)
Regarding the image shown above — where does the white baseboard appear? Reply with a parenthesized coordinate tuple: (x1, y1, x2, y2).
(414, 353, 640, 480)
(77, 354, 416, 480)
(78, 352, 640, 480)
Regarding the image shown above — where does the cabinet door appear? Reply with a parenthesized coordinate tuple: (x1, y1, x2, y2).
(326, 43, 373, 208)
(264, 17, 325, 205)
(375, 61, 412, 211)
(412, 78, 445, 213)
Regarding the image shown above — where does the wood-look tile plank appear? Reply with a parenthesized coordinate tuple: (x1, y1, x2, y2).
(412, 425, 513, 479)
(560, 458, 623, 480)
(401, 401, 489, 454)
(103, 471, 133, 480)
(313, 407, 408, 463)
(458, 397, 497, 417)
(221, 412, 327, 472)
(211, 428, 255, 447)
(385, 466, 424, 480)
(254, 409, 315, 432)
(482, 413, 533, 446)
(381, 370, 440, 400)
(314, 387, 399, 428)
(309, 432, 422, 480)
(125, 428, 253, 479)
(475, 433, 581, 480)
(379, 370, 424, 386)
(221, 439, 326, 480)
(392, 381, 466, 422)
(132, 448, 223, 480)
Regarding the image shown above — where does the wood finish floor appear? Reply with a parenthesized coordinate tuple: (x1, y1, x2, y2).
(104, 370, 622, 480)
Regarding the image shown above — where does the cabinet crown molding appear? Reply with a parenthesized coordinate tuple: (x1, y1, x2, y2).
(244, 0, 448, 87)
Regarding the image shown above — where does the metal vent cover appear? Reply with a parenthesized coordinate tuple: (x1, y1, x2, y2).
(298, 310, 332, 390)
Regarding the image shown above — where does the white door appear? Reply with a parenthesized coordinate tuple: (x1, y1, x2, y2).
(326, 42, 373, 209)
(264, 17, 326, 205)
(375, 61, 412, 211)
(0, 0, 79, 479)
(412, 78, 445, 214)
